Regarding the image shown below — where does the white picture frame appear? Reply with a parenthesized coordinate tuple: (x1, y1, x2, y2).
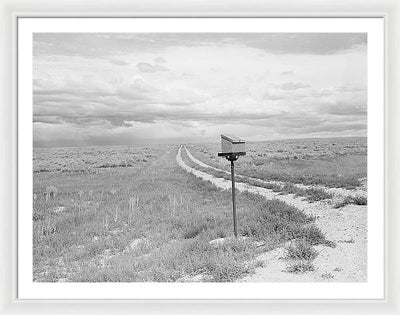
(1, 0, 399, 313)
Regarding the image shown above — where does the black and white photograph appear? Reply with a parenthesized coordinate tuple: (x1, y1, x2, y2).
(13, 17, 384, 301)
(31, 30, 369, 283)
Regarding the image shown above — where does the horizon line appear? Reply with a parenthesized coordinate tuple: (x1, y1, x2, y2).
(33, 135, 367, 149)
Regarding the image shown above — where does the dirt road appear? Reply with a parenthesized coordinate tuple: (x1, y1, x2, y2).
(177, 146, 367, 282)
(184, 146, 367, 199)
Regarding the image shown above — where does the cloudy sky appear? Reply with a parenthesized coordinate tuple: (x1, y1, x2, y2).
(33, 33, 367, 147)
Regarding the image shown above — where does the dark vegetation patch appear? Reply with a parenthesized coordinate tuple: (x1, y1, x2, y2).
(242, 168, 363, 190)
(285, 261, 315, 274)
(334, 195, 367, 208)
(285, 239, 318, 260)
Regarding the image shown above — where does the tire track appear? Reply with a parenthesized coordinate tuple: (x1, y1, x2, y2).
(177, 146, 367, 282)
(184, 146, 367, 199)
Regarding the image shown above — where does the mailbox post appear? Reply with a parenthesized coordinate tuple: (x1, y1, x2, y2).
(218, 135, 246, 238)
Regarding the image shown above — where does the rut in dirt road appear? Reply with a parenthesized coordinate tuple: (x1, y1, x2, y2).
(183, 146, 367, 200)
(176, 145, 367, 282)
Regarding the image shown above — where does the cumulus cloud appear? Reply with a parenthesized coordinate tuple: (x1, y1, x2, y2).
(154, 57, 167, 64)
(109, 59, 129, 66)
(33, 33, 367, 146)
(33, 33, 367, 59)
(279, 82, 311, 90)
(337, 85, 366, 93)
(136, 62, 169, 73)
(244, 33, 367, 55)
(323, 101, 367, 116)
(33, 73, 211, 130)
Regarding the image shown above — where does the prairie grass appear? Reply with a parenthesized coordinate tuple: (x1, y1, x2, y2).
(72, 237, 256, 282)
(278, 184, 333, 202)
(285, 239, 318, 260)
(33, 145, 332, 282)
(188, 137, 367, 189)
(333, 195, 368, 208)
(33, 145, 164, 173)
(284, 238, 319, 275)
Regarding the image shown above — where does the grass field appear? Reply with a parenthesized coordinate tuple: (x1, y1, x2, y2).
(188, 137, 367, 189)
(33, 145, 164, 174)
(33, 142, 332, 282)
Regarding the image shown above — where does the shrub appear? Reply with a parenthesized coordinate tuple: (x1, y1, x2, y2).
(285, 239, 318, 260)
(279, 183, 298, 195)
(352, 195, 368, 205)
(292, 225, 335, 247)
(285, 261, 315, 274)
(334, 195, 367, 208)
(181, 216, 216, 239)
(321, 271, 335, 279)
(182, 224, 207, 239)
(239, 199, 320, 244)
(301, 188, 333, 202)
(211, 253, 250, 282)
(33, 213, 44, 221)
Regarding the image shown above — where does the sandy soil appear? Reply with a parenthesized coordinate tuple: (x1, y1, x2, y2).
(177, 146, 367, 282)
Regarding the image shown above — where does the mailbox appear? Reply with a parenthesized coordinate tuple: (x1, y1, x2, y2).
(217, 134, 246, 238)
(220, 134, 246, 155)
